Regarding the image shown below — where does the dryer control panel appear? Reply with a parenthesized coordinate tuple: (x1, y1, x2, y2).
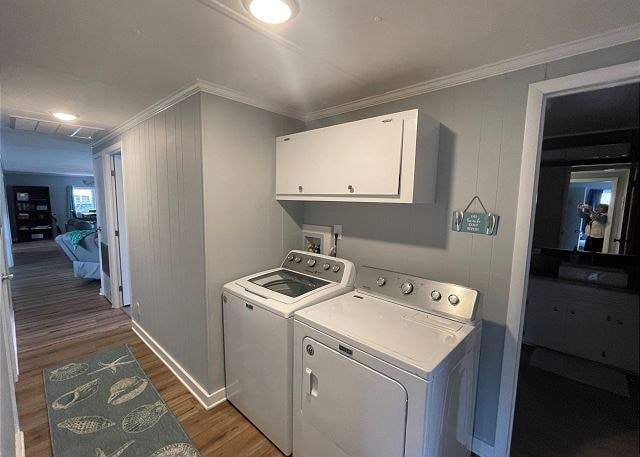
(356, 266, 480, 324)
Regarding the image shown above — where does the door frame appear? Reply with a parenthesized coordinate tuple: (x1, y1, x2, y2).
(95, 142, 129, 309)
(494, 59, 640, 457)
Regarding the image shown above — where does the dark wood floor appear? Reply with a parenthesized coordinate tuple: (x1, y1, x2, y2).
(511, 345, 639, 457)
(11, 240, 283, 457)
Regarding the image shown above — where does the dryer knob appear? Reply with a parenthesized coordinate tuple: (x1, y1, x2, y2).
(430, 290, 442, 301)
(448, 294, 460, 305)
(376, 277, 386, 287)
(332, 265, 341, 273)
(307, 259, 316, 267)
(400, 281, 414, 295)
(287, 254, 294, 262)
(323, 263, 331, 270)
(294, 257, 302, 263)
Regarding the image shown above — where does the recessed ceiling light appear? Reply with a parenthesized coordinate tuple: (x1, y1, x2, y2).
(243, 0, 298, 24)
(52, 112, 78, 121)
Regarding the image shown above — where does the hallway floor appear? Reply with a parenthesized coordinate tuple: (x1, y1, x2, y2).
(511, 345, 639, 457)
(11, 240, 283, 457)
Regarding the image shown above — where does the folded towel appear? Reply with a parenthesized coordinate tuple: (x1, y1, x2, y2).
(67, 230, 96, 249)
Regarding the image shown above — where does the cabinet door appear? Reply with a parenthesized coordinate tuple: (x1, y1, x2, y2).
(605, 305, 639, 373)
(523, 295, 566, 351)
(276, 117, 404, 196)
(565, 304, 608, 362)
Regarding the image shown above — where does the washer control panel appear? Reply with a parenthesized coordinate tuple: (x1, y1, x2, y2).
(356, 266, 480, 323)
(281, 250, 348, 283)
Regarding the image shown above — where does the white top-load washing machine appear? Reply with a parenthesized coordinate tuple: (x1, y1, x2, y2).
(293, 266, 482, 457)
(222, 250, 356, 455)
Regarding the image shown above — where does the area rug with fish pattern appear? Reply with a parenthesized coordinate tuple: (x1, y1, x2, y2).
(43, 345, 201, 457)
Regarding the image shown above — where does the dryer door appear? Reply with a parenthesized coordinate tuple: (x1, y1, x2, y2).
(300, 337, 408, 457)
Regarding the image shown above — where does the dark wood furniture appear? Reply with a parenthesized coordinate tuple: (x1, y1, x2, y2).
(12, 185, 54, 242)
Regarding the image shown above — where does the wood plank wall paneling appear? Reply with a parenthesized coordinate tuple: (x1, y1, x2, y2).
(302, 41, 640, 447)
(11, 240, 284, 457)
(121, 94, 210, 391)
(119, 92, 304, 394)
(200, 93, 305, 389)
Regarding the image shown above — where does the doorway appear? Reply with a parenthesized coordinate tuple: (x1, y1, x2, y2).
(494, 61, 640, 457)
(95, 143, 131, 312)
(515, 81, 639, 456)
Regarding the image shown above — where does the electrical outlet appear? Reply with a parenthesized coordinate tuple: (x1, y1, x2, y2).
(333, 225, 343, 240)
(134, 301, 142, 316)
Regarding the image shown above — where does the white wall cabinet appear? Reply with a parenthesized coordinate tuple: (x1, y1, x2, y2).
(524, 276, 639, 373)
(276, 109, 440, 203)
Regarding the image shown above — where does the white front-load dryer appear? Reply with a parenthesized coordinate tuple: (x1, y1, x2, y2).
(222, 250, 355, 455)
(293, 266, 482, 457)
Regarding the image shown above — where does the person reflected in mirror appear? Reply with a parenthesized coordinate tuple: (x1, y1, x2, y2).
(577, 203, 608, 252)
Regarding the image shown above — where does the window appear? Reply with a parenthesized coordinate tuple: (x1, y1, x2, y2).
(72, 187, 96, 214)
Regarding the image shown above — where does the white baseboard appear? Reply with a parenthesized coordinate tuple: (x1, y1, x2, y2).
(472, 437, 495, 457)
(132, 321, 226, 410)
(15, 431, 25, 457)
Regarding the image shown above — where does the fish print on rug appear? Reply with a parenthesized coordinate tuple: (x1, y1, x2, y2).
(122, 401, 168, 433)
(57, 416, 115, 435)
(87, 355, 136, 375)
(96, 440, 135, 457)
(149, 443, 199, 457)
(108, 376, 148, 405)
(52, 378, 100, 410)
(49, 362, 89, 381)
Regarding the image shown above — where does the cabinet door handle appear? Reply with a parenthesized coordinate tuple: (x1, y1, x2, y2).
(601, 351, 607, 358)
(553, 306, 559, 312)
(347, 185, 354, 193)
(570, 310, 575, 315)
(617, 320, 623, 325)
(298, 185, 303, 192)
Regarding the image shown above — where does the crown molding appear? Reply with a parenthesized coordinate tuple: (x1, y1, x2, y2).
(94, 23, 640, 145)
(93, 79, 306, 147)
(303, 23, 640, 122)
(195, 79, 306, 120)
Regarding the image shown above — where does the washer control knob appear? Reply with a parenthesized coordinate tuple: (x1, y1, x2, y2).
(307, 259, 316, 267)
(400, 281, 414, 295)
(376, 277, 386, 287)
(287, 254, 294, 261)
(294, 257, 302, 263)
(332, 265, 341, 273)
(323, 263, 331, 270)
(430, 290, 442, 301)
(448, 294, 460, 305)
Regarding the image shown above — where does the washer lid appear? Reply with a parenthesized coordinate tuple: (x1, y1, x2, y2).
(294, 292, 476, 379)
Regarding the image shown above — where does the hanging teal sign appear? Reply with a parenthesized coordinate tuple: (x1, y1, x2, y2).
(452, 196, 499, 236)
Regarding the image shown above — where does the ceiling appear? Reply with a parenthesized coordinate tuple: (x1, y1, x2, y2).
(1, 0, 639, 138)
(1, 128, 93, 176)
(8, 115, 103, 141)
(544, 83, 640, 137)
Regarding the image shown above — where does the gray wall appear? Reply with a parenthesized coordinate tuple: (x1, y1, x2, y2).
(4, 173, 94, 239)
(303, 40, 640, 446)
(121, 94, 210, 388)
(201, 93, 304, 390)
(120, 93, 303, 392)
